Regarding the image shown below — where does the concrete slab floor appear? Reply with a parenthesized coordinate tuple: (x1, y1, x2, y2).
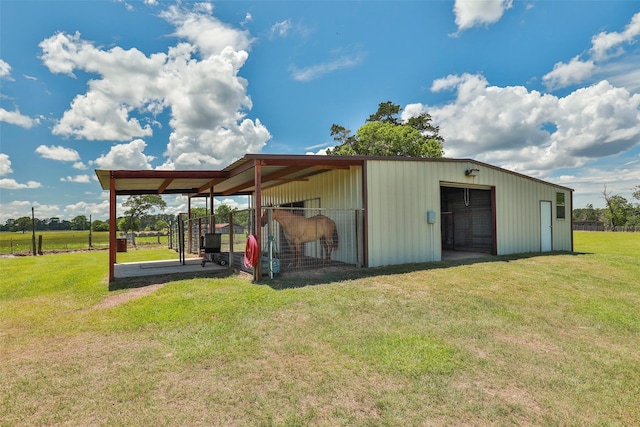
(114, 258, 228, 279)
(441, 250, 493, 261)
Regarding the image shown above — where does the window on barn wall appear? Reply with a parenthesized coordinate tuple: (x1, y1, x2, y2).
(556, 192, 566, 219)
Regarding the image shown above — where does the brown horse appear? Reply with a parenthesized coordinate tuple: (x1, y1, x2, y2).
(261, 207, 338, 267)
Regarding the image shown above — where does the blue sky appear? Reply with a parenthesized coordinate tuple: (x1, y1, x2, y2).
(1, 0, 639, 222)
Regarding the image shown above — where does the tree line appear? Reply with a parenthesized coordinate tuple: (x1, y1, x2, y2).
(573, 186, 640, 228)
(2, 195, 248, 234)
(1, 214, 176, 234)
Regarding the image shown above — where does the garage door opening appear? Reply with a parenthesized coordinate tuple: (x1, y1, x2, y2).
(440, 186, 496, 255)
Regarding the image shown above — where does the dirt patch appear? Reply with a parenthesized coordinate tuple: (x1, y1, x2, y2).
(456, 379, 543, 414)
(90, 283, 165, 310)
(495, 333, 562, 355)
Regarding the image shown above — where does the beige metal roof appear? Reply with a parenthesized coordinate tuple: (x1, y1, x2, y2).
(95, 154, 366, 197)
(95, 153, 574, 197)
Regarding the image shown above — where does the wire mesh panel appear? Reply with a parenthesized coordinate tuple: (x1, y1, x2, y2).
(260, 207, 364, 273)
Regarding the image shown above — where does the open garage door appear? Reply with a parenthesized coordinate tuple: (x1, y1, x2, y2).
(440, 186, 496, 254)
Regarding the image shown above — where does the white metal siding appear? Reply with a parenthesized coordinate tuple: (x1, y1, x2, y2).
(262, 166, 362, 209)
(366, 161, 439, 267)
(366, 160, 573, 267)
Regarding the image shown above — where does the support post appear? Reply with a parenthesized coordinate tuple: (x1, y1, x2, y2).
(210, 186, 215, 233)
(228, 211, 234, 268)
(187, 196, 192, 255)
(109, 172, 116, 282)
(31, 207, 36, 256)
(254, 160, 262, 281)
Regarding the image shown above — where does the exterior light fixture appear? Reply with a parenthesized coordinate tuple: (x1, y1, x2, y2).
(465, 168, 479, 177)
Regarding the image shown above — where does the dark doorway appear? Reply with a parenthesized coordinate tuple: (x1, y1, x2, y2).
(440, 186, 495, 254)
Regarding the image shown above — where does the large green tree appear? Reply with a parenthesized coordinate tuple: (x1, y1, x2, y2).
(632, 185, 640, 204)
(11, 216, 32, 233)
(215, 204, 233, 220)
(573, 204, 600, 222)
(327, 101, 444, 158)
(71, 215, 89, 230)
(92, 219, 109, 232)
(121, 195, 167, 233)
(602, 186, 633, 228)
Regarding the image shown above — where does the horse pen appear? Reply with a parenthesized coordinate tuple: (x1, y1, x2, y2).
(179, 207, 365, 279)
(259, 207, 365, 275)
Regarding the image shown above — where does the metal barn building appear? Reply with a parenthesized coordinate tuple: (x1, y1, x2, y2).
(258, 156, 573, 268)
(98, 154, 573, 281)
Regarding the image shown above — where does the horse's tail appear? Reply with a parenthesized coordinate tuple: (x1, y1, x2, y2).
(331, 221, 339, 250)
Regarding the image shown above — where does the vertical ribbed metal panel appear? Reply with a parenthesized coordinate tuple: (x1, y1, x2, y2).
(366, 159, 573, 267)
(262, 166, 362, 209)
(366, 160, 439, 267)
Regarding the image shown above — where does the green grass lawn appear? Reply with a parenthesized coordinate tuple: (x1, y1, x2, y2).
(1, 232, 638, 425)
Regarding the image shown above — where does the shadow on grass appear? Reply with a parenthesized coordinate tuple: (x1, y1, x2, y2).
(109, 269, 235, 291)
(107, 251, 591, 292)
(262, 250, 589, 290)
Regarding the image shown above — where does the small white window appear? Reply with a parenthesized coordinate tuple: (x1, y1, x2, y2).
(556, 192, 566, 219)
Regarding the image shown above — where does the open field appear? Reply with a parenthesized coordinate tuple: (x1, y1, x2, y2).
(0, 231, 169, 254)
(1, 232, 639, 425)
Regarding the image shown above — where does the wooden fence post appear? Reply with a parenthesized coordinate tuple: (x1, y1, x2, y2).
(31, 207, 36, 256)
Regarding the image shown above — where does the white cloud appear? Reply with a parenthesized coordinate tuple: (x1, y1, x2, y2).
(40, 31, 158, 140)
(163, 194, 250, 216)
(452, 0, 513, 33)
(270, 19, 292, 38)
(0, 153, 42, 190)
(242, 12, 253, 27)
(291, 48, 366, 82)
(92, 139, 155, 170)
(0, 199, 112, 222)
(60, 175, 91, 183)
(552, 158, 640, 208)
(554, 81, 640, 157)
(590, 12, 640, 61)
(35, 145, 80, 162)
(305, 147, 331, 156)
(63, 200, 111, 219)
(73, 161, 88, 170)
(542, 56, 595, 91)
(38, 4, 270, 168)
(411, 74, 640, 177)
(0, 59, 13, 79)
(0, 179, 42, 190)
(543, 12, 640, 91)
(160, 4, 253, 57)
(0, 153, 13, 176)
(0, 108, 39, 128)
(599, 58, 640, 92)
(0, 201, 61, 223)
(215, 197, 249, 210)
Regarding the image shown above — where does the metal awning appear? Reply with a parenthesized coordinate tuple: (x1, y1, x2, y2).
(97, 154, 366, 282)
(96, 154, 365, 197)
